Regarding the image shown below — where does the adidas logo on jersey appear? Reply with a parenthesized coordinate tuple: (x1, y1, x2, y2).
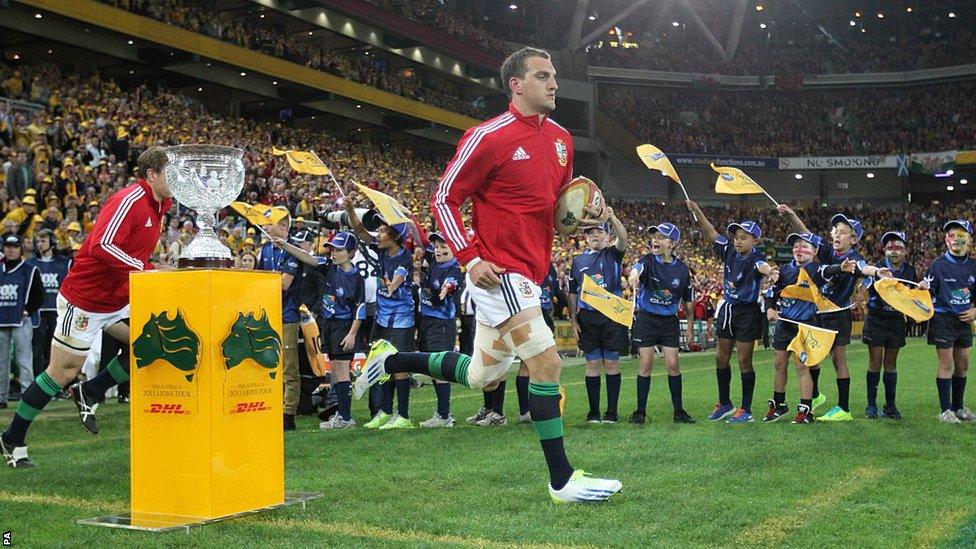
(145, 217, 153, 227)
(512, 147, 531, 161)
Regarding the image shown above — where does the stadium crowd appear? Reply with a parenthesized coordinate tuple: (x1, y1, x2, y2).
(588, 27, 976, 75)
(0, 60, 964, 325)
(365, 0, 510, 59)
(0, 54, 973, 438)
(97, 0, 488, 119)
(599, 81, 976, 157)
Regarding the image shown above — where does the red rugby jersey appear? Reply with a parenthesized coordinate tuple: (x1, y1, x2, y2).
(61, 178, 171, 313)
(431, 103, 574, 285)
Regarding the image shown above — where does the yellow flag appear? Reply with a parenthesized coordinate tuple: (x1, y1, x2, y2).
(270, 146, 287, 156)
(874, 278, 935, 322)
(781, 268, 842, 312)
(285, 150, 331, 176)
(636, 144, 681, 184)
(581, 275, 634, 328)
(787, 322, 836, 367)
(712, 164, 764, 194)
(354, 183, 413, 227)
(230, 201, 289, 226)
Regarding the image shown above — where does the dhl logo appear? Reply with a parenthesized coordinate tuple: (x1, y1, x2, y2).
(145, 403, 188, 414)
(231, 401, 270, 414)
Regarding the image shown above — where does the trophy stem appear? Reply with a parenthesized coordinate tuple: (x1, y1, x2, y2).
(196, 211, 218, 238)
(177, 209, 234, 269)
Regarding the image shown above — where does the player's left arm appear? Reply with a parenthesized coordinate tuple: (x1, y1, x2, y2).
(386, 264, 408, 295)
(963, 264, 976, 323)
(273, 237, 322, 268)
(607, 207, 628, 252)
(859, 261, 891, 279)
(756, 259, 779, 282)
(439, 266, 462, 300)
(87, 194, 147, 271)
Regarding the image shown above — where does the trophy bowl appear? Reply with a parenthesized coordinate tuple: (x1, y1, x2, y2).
(164, 145, 245, 269)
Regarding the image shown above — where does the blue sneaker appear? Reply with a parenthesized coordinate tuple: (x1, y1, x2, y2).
(707, 402, 736, 422)
(726, 408, 754, 424)
(865, 405, 879, 419)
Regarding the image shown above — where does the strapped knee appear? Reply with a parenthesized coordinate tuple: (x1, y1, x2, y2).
(467, 324, 516, 390)
(502, 315, 556, 362)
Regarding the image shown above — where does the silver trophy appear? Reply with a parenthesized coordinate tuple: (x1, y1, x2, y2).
(165, 145, 245, 268)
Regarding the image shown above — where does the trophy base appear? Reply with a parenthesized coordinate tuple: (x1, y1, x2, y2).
(178, 257, 235, 269)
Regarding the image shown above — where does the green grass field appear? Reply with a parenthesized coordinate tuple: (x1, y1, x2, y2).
(2, 338, 976, 548)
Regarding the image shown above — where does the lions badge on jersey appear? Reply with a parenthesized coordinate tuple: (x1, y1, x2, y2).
(555, 138, 568, 167)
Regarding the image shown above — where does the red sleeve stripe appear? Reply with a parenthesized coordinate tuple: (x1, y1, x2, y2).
(433, 113, 515, 251)
(100, 187, 146, 270)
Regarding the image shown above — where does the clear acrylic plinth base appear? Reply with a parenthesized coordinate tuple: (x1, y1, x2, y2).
(76, 491, 322, 533)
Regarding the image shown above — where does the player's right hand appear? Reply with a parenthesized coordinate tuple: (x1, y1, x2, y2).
(469, 260, 505, 289)
(571, 321, 580, 344)
(777, 204, 795, 215)
(767, 309, 780, 321)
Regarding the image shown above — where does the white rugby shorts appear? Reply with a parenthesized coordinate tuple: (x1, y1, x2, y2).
(53, 293, 130, 355)
(467, 272, 541, 327)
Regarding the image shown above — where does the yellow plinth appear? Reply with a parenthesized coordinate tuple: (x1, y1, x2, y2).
(128, 269, 283, 523)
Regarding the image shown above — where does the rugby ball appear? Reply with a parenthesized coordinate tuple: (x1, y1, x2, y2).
(555, 176, 604, 235)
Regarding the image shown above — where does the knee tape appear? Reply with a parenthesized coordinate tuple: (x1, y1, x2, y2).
(502, 315, 556, 362)
(467, 323, 516, 390)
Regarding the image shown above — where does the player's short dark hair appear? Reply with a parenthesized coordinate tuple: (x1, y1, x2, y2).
(137, 146, 168, 177)
(500, 47, 551, 97)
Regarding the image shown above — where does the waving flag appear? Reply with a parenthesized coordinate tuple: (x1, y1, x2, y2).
(874, 278, 935, 322)
(581, 275, 634, 328)
(230, 202, 289, 226)
(354, 183, 413, 227)
(712, 164, 764, 195)
(636, 144, 682, 185)
(284, 150, 331, 176)
(787, 322, 836, 367)
(780, 268, 842, 313)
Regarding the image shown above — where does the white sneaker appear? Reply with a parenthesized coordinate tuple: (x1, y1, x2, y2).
(940, 409, 962, 424)
(466, 407, 489, 425)
(1, 435, 34, 468)
(475, 411, 508, 427)
(549, 470, 622, 503)
(353, 339, 397, 400)
(955, 407, 976, 421)
(319, 415, 356, 430)
(420, 413, 455, 428)
(516, 411, 532, 424)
